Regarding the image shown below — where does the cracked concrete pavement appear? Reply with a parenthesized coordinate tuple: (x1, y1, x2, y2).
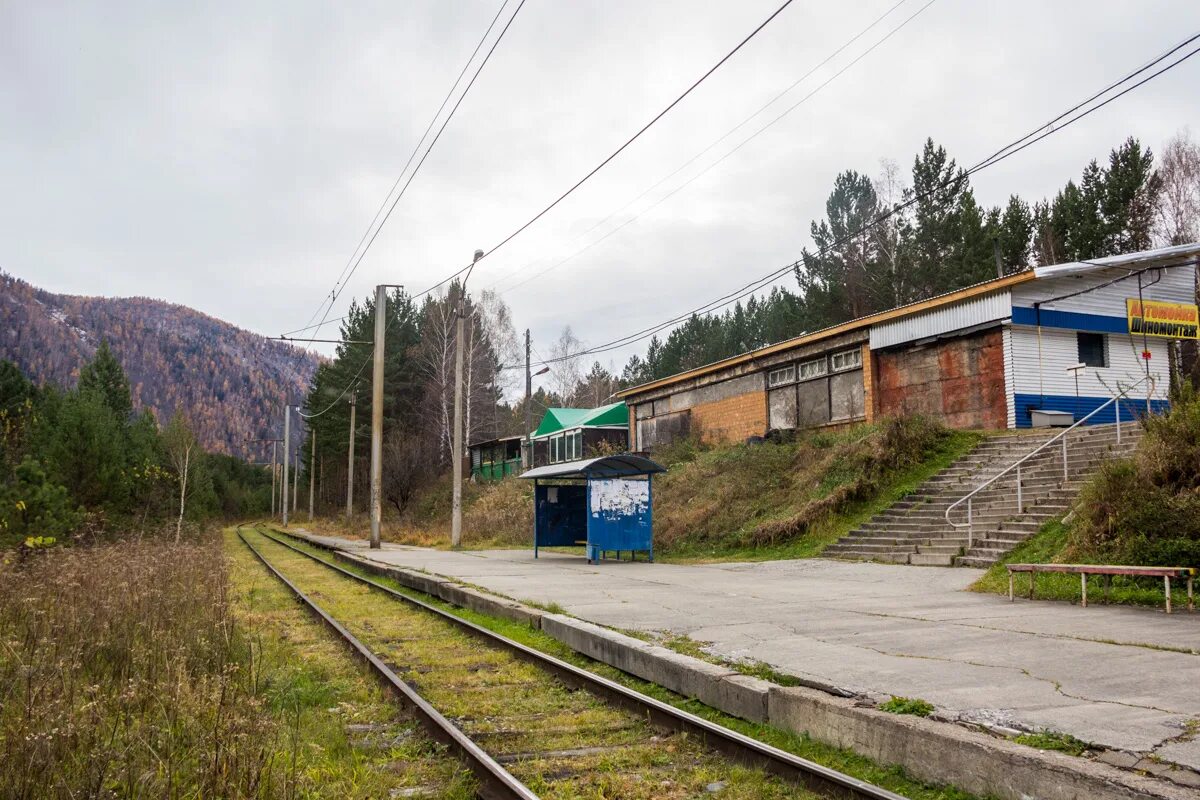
(308, 536, 1200, 763)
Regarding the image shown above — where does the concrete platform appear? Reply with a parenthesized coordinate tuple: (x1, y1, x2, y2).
(300, 534, 1200, 764)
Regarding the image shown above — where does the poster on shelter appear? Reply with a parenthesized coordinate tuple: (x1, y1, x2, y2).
(589, 478, 649, 519)
(1126, 299, 1199, 339)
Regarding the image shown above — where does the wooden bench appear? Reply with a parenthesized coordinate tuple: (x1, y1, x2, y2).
(1006, 563, 1195, 613)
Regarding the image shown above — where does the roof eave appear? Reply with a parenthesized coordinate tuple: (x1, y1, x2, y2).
(617, 271, 1035, 399)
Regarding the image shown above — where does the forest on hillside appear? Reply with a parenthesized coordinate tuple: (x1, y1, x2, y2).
(302, 131, 1200, 519)
(0, 344, 271, 546)
(0, 272, 318, 454)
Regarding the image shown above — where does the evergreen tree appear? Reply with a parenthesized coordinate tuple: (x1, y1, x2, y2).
(43, 388, 127, 510)
(796, 170, 884, 324)
(905, 138, 970, 298)
(996, 195, 1034, 273)
(77, 340, 132, 420)
(1101, 137, 1162, 254)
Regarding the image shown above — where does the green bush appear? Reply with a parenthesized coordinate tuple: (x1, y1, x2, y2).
(1068, 392, 1200, 567)
(0, 458, 82, 547)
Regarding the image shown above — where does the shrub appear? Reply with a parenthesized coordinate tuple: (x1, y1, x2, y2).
(1068, 392, 1200, 567)
(0, 458, 82, 546)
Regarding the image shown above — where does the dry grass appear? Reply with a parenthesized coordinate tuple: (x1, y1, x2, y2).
(0, 535, 274, 799)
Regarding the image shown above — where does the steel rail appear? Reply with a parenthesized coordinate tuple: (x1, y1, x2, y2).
(258, 526, 907, 800)
(235, 526, 539, 800)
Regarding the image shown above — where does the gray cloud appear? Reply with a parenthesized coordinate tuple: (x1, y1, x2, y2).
(3, 0, 1198, 392)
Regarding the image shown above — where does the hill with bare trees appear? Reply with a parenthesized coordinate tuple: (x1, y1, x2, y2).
(0, 271, 318, 454)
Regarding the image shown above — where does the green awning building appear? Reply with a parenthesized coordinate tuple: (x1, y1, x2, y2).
(530, 402, 629, 467)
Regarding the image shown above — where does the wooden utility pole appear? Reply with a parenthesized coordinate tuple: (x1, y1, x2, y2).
(525, 328, 532, 468)
(282, 402, 290, 527)
(346, 392, 356, 522)
(308, 430, 316, 522)
(369, 285, 386, 549)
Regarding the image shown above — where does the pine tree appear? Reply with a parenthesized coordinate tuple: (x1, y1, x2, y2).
(78, 340, 132, 420)
(997, 195, 1034, 272)
(1101, 137, 1162, 254)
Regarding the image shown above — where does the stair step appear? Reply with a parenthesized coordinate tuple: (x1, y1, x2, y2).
(909, 553, 955, 566)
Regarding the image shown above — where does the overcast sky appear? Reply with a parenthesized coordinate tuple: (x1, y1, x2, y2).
(3, 0, 1199, 392)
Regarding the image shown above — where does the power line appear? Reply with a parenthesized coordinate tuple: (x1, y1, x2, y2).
(487, 0, 918, 294)
(525, 34, 1200, 368)
(412, 0, 801, 301)
(290, 0, 521, 340)
(493, 0, 938, 296)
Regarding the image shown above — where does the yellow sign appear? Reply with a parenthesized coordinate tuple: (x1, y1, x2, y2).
(1126, 299, 1199, 339)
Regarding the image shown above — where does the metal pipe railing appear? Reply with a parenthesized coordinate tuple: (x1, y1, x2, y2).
(945, 374, 1154, 551)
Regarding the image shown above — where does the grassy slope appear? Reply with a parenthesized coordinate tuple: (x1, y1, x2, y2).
(309, 419, 983, 563)
(654, 426, 980, 563)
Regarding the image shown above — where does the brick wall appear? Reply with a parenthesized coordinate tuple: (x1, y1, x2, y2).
(875, 328, 1007, 429)
(690, 391, 767, 444)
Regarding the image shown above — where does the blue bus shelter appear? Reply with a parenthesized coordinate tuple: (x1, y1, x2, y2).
(521, 454, 666, 564)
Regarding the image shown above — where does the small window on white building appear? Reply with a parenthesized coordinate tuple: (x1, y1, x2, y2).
(1077, 332, 1107, 368)
(798, 358, 828, 380)
(831, 348, 862, 372)
(767, 365, 795, 387)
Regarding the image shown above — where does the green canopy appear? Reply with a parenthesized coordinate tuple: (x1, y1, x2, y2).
(532, 402, 628, 438)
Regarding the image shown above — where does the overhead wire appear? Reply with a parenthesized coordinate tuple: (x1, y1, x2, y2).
(486, 0, 918, 294)
(287, 0, 521, 340)
(523, 33, 1200, 368)
(411, 0, 802, 301)
(493, 0, 938, 296)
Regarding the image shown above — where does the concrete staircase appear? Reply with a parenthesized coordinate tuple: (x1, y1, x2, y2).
(824, 422, 1143, 568)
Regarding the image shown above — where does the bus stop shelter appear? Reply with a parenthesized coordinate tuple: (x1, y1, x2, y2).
(521, 454, 666, 564)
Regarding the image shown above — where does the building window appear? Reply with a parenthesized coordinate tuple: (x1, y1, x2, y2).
(767, 365, 795, 387)
(563, 430, 581, 461)
(799, 358, 828, 380)
(1077, 332, 1107, 368)
(831, 348, 862, 372)
(549, 435, 563, 463)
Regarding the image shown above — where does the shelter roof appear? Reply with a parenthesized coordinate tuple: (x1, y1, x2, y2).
(521, 454, 665, 480)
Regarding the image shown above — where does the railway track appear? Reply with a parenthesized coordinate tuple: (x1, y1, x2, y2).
(237, 524, 908, 800)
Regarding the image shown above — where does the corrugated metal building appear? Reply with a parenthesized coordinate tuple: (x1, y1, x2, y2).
(618, 244, 1200, 450)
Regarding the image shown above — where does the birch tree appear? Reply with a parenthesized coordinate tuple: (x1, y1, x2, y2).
(163, 410, 197, 543)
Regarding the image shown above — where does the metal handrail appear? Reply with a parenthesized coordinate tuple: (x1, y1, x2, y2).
(945, 374, 1154, 550)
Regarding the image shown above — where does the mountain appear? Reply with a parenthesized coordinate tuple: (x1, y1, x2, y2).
(0, 271, 319, 456)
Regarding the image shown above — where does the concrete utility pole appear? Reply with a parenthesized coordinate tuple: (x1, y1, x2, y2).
(346, 392, 356, 522)
(524, 328, 532, 468)
(369, 285, 386, 549)
(451, 250, 484, 548)
(308, 430, 316, 522)
(270, 440, 278, 517)
(292, 448, 299, 513)
(282, 402, 291, 527)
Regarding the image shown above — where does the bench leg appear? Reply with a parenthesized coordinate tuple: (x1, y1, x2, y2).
(1165, 576, 1172, 614)
(1008, 572, 1014, 602)
(1029, 569, 1035, 601)
(1104, 574, 1111, 605)
(1189, 576, 1194, 612)
(1081, 573, 1087, 608)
